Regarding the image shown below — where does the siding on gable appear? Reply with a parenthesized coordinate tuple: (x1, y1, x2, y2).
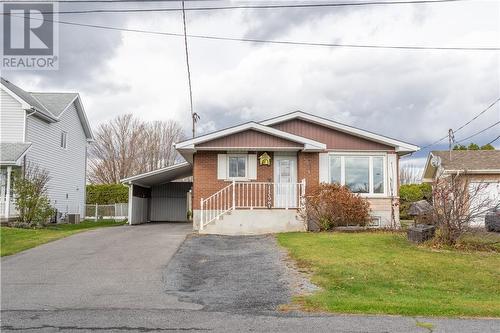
(271, 119, 395, 151)
(197, 130, 302, 149)
(25, 102, 87, 217)
(0, 88, 25, 142)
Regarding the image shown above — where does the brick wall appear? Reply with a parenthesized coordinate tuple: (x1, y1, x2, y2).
(297, 152, 319, 196)
(192, 151, 277, 209)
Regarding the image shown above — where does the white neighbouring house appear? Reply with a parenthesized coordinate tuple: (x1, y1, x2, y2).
(0, 77, 94, 221)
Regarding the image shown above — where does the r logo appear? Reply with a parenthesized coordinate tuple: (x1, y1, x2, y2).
(3, 3, 54, 56)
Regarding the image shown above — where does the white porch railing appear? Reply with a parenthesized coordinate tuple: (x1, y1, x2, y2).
(200, 179, 306, 230)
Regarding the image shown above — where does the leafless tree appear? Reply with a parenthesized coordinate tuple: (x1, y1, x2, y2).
(88, 114, 185, 184)
(400, 163, 422, 185)
(138, 120, 184, 173)
(431, 170, 499, 245)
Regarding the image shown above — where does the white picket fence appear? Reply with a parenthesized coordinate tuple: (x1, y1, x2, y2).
(85, 203, 128, 221)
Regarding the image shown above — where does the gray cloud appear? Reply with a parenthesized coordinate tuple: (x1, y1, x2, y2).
(2, 0, 499, 162)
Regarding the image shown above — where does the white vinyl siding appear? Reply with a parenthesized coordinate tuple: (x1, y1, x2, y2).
(217, 154, 227, 180)
(217, 153, 257, 181)
(0, 88, 25, 142)
(247, 154, 257, 180)
(25, 102, 87, 217)
(319, 153, 329, 183)
(387, 153, 398, 197)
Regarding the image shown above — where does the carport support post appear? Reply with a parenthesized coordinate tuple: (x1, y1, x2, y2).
(200, 198, 204, 231)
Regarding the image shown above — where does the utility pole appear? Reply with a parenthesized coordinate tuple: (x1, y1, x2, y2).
(448, 128, 455, 160)
(181, 0, 198, 137)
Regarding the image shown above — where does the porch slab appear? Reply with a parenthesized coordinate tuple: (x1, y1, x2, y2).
(195, 209, 306, 235)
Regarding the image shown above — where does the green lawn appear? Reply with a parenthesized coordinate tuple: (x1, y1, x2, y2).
(0, 220, 126, 257)
(277, 232, 500, 317)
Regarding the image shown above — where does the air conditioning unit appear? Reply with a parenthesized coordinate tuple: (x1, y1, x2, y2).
(67, 214, 80, 224)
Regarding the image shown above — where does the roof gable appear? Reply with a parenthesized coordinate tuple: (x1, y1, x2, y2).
(1, 77, 93, 140)
(30, 92, 78, 117)
(176, 122, 325, 151)
(271, 118, 394, 151)
(197, 129, 303, 149)
(260, 111, 419, 153)
(423, 150, 500, 181)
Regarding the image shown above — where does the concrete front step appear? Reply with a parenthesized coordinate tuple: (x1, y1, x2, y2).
(199, 209, 306, 235)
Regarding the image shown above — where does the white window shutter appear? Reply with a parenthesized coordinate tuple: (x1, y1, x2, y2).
(319, 153, 329, 183)
(217, 154, 227, 180)
(247, 154, 257, 180)
(387, 153, 398, 196)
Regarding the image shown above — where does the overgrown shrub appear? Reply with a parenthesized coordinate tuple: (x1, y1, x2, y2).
(399, 183, 432, 219)
(86, 184, 128, 204)
(431, 173, 498, 246)
(301, 184, 371, 230)
(13, 163, 55, 228)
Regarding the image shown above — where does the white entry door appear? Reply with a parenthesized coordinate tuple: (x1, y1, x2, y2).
(274, 155, 297, 208)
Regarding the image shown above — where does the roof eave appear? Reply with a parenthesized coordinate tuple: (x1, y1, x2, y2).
(120, 162, 191, 184)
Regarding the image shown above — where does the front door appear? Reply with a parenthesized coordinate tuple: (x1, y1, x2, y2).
(274, 155, 297, 208)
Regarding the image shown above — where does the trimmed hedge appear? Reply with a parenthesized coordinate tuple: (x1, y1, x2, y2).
(86, 184, 128, 204)
(399, 183, 432, 220)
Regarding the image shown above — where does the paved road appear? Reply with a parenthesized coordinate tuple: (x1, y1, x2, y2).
(2, 224, 499, 332)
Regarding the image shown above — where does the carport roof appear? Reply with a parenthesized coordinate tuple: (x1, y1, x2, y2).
(121, 162, 192, 187)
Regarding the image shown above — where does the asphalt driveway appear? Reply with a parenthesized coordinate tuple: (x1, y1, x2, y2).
(1, 222, 199, 311)
(164, 234, 293, 313)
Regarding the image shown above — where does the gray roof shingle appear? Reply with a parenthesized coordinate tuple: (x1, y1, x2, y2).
(432, 150, 500, 171)
(0, 143, 32, 164)
(30, 92, 78, 117)
(1, 77, 77, 119)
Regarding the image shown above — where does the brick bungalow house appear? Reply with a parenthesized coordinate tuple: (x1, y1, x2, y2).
(122, 111, 419, 234)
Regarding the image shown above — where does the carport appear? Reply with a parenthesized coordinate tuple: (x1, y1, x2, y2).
(121, 163, 193, 225)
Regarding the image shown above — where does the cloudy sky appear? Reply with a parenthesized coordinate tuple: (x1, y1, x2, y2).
(2, 0, 500, 168)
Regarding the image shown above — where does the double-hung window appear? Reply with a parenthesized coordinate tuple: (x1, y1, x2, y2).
(328, 154, 386, 195)
(228, 155, 247, 179)
(60, 131, 68, 149)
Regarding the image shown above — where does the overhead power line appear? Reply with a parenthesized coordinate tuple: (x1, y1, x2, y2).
(453, 97, 500, 134)
(455, 120, 500, 144)
(0, 0, 470, 14)
(420, 97, 500, 149)
(5, 14, 500, 51)
(485, 135, 500, 146)
(0, 0, 214, 2)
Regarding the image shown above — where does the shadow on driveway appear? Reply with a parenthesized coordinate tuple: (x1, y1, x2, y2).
(164, 234, 291, 314)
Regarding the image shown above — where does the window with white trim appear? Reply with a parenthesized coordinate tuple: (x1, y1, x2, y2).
(328, 154, 386, 195)
(228, 155, 247, 178)
(60, 131, 67, 149)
